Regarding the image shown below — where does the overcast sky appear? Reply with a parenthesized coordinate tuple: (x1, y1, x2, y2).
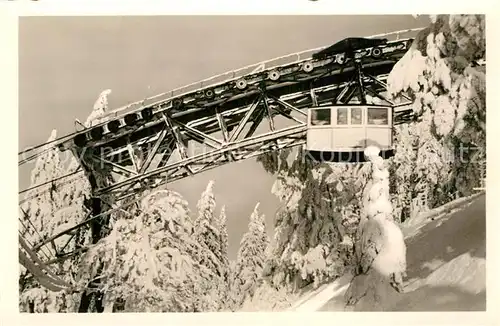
(18, 15, 429, 259)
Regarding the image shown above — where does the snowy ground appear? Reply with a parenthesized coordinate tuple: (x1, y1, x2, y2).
(289, 193, 486, 311)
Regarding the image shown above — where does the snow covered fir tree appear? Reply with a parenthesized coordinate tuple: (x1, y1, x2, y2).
(18, 14, 486, 312)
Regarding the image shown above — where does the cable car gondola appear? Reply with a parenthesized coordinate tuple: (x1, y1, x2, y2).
(305, 104, 395, 163)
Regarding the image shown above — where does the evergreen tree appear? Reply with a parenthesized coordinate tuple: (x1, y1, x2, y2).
(265, 149, 371, 289)
(86, 89, 112, 127)
(77, 189, 212, 312)
(194, 181, 222, 268)
(225, 259, 240, 311)
(192, 180, 227, 310)
(19, 130, 91, 313)
(21, 130, 63, 247)
(388, 123, 418, 223)
(232, 203, 270, 307)
(216, 206, 230, 300)
(346, 147, 406, 308)
(388, 14, 485, 199)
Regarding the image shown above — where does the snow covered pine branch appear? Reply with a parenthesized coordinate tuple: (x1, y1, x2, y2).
(344, 146, 407, 308)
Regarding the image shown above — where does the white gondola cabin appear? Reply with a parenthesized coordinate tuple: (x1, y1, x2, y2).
(306, 105, 394, 162)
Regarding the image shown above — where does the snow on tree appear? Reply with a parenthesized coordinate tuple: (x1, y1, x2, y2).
(239, 280, 297, 312)
(388, 14, 485, 200)
(389, 118, 455, 223)
(232, 203, 270, 307)
(77, 189, 215, 312)
(216, 205, 231, 305)
(85, 89, 112, 127)
(330, 162, 372, 257)
(45, 158, 92, 253)
(266, 148, 373, 289)
(19, 89, 132, 313)
(218, 206, 230, 295)
(388, 123, 418, 223)
(21, 130, 63, 247)
(194, 181, 221, 266)
(192, 180, 229, 310)
(74, 88, 125, 312)
(286, 165, 346, 288)
(257, 148, 292, 175)
(345, 146, 407, 307)
(413, 124, 454, 209)
(217, 205, 230, 274)
(247, 15, 486, 306)
(225, 259, 239, 311)
(267, 151, 312, 288)
(19, 130, 91, 313)
(388, 15, 485, 147)
(20, 88, 152, 313)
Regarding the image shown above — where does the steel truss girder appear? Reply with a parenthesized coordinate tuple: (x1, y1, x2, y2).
(115, 136, 306, 202)
(56, 58, 404, 156)
(76, 69, 407, 200)
(97, 123, 307, 197)
(19, 38, 419, 173)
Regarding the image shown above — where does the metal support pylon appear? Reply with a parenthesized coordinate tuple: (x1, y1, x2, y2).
(71, 145, 116, 312)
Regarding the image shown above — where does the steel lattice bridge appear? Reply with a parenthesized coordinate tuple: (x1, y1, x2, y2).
(19, 28, 445, 296)
(66, 31, 417, 198)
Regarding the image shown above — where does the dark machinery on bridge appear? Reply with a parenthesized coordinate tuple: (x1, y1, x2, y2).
(312, 37, 389, 61)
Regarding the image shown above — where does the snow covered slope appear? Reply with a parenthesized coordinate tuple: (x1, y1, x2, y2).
(290, 193, 486, 311)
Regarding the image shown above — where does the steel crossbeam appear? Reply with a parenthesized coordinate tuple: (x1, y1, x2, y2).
(101, 124, 308, 199)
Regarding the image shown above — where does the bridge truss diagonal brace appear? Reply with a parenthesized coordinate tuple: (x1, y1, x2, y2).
(365, 85, 394, 106)
(336, 83, 356, 104)
(268, 95, 308, 119)
(334, 75, 357, 103)
(215, 109, 230, 143)
(310, 88, 319, 107)
(229, 95, 262, 142)
(162, 113, 187, 158)
(177, 121, 224, 150)
(91, 154, 137, 178)
(126, 143, 141, 174)
(90, 92, 315, 199)
(261, 92, 276, 132)
(214, 108, 237, 162)
(162, 113, 194, 175)
(268, 100, 306, 125)
(139, 128, 168, 174)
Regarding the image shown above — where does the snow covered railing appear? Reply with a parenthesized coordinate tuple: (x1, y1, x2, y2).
(366, 27, 425, 40)
(473, 180, 486, 192)
(473, 161, 486, 191)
